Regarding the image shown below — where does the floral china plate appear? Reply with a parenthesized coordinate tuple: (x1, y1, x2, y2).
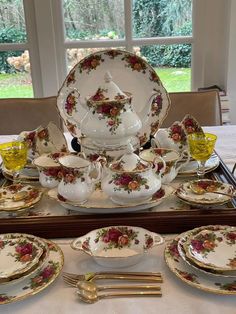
(165, 232, 236, 295)
(71, 225, 163, 268)
(0, 238, 64, 305)
(176, 180, 234, 206)
(47, 185, 173, 214)
(57, 49, 171, 146)
(0, 233, 49, 284)
(0, 234, 44, 280)
(178, 225, 236, 278)
(184, 227, 236, 272)
(2, 166, 39, 183)
(0, 184, 43, 212)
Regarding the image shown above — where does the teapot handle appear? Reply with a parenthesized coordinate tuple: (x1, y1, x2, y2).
(176, 149, 190, 173)
(153, 156, 166, 176)
(86, 161, 102, 186)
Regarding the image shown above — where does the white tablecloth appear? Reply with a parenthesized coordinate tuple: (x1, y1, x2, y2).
(1, 125, 236, 314)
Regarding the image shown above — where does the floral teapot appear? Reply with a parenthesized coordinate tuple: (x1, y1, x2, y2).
(64, 71, 142, 148)
(101, 144, 166, 205)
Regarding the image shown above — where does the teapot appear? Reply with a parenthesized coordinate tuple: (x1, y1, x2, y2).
(101, 144, 166, 205)
(63, 71, 142, 148)
(57, 153, 101, 204)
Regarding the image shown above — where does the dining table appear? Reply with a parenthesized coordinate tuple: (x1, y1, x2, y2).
(0, 124, 236, 314)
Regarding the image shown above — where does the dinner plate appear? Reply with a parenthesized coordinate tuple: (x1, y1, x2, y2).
(47, 185, 173, 214)
(178, 153, 220, 176)
(184, 228, 236, 272)
(0, 233, 49, 285)
(0, 234, 44, 280)
(0, 238, 64, 305)
(175, 180, 234, 206)
(0, 184, 43, 212)
(57, 49, 171, 146)
(178, 225, 236, 278)
(165, 232, 236, 295)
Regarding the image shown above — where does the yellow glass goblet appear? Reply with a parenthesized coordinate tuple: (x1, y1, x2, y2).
(188, 133, 217, 177)
(0, 141, 28, 182)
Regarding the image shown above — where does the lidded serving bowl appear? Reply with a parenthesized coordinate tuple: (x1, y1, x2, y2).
(80, 71, 142, 148)
(101, 144, 163, 205)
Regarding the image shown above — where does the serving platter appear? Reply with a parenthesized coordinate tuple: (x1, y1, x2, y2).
(57, 49, 171, 146)
(165, 232, 236, 295)
(47, 185, 173, 214)
(0, 238, 64, 305)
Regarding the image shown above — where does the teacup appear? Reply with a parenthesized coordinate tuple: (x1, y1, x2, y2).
(58, 154, 101, 204)
(33, 153, 66, 188)
(140, 147, 190, 184)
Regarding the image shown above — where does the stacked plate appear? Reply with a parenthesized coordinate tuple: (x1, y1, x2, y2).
(0, 233, 64, 304)
(0, 183, 43, 216)
(165, 225, 236, 295)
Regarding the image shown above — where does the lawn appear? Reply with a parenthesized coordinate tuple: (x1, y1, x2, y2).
(0, 68, 191, 98)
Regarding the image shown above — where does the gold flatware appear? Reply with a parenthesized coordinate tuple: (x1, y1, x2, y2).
(64, 279, 161, 291)
(77, 289, 162, 303)
(0, 190, 28, 203)
(62, 271, 163, 283)
(189, 182, 235, 198)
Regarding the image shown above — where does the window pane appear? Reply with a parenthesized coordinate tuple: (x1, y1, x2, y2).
(63, 0, 125, 40)
(133, 0, 192, 38)
(66, 48, 125, 71)
(0, 0, 27, 43)
(0, 50, 33, 98)
(134, 44, 191, 92)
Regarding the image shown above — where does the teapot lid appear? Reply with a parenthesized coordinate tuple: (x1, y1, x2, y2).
(110, 143, 150, 173)
(88, 71, 131, 103)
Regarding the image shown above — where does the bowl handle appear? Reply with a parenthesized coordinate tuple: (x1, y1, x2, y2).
(70, 237, 92, 256)
(152, 233, 164, 247)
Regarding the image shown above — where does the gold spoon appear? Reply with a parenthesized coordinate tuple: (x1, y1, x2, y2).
(0, 191, 28, 203)
(76, 280, 161, 293)
(189, 182, 235, 198)
(76, 289, 162, 304)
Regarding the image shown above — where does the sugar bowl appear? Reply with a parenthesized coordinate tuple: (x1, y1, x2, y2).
(101, 144, 165, 205)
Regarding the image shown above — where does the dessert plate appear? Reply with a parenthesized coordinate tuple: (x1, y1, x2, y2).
(178, 225, 236, 278)
(48, 185, 173, 214)
(0, 234, 44, 280)
(165, 231, 236, 295)
(185, 228, 236, 272)
(176, 180, 234, 206)
(0, 239, 64, 304)
(0, 184, 43, 212)
(57, 49, 171, 146)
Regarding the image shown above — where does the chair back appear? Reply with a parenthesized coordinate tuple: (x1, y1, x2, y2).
(0, 96, 62, 134)
(162, 90, 222, 128)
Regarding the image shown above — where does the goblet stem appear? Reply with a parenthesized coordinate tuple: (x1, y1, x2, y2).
(12, 171, 20, 184)
(197, 161, 206, 178)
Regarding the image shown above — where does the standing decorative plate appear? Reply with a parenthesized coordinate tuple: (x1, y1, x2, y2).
(57, 49, 171, 146)
(165, 231, 236, 295)
(0, 239, 64, 304)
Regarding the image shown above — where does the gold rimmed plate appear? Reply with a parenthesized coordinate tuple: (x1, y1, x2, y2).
(0, 238, 64, 304)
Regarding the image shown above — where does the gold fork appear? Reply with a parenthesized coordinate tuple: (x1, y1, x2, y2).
(63, 271, 163, 283)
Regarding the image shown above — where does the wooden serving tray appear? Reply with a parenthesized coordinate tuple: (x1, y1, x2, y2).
(0, 155, 235, 238)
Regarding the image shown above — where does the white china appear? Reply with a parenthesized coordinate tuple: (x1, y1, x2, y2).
(101, 144, 165, 205)
(176, 179, 234, 206)
(57, 49, 170, 146)
(178, 225, 236, 278)
(184, 227, 236, 272)
(33, 153, 66, 188)
(47, 185, 173, 214)
(80, 135, 140, 163)
(165, 230, 236, 295)
(0, 183, 43, 212)
(0, 238, 64, 305)
(58, 154, 101, 203)
(71, 225, 163, 268)
(140, 147, 190, 184)
(0, 234, 44, 280)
